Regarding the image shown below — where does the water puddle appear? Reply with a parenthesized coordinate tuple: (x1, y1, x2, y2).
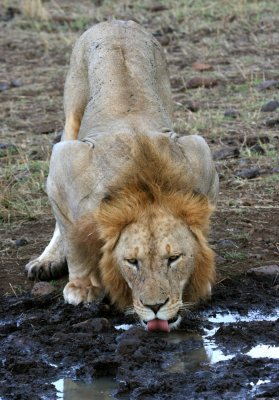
(53, 377, 119, 399)
(32, 308, 279, 398)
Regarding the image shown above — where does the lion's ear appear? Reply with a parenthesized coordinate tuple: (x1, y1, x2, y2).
(167, 193, 214, 235)
(93, 191, 139, 247)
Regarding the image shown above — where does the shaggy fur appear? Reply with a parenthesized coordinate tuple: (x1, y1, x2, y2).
(74, 135, 215, 308)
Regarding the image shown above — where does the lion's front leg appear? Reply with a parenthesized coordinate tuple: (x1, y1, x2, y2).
(45, 140, 104, 305)
(62, 243, 104, 305)
(63, 273, 104, 305)
(25, 223, 67, 280)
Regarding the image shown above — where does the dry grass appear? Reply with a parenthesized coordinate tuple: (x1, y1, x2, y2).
(0, 149, 50, 223)
(21, 0, 49, 21)
(0, 0, 278, 224)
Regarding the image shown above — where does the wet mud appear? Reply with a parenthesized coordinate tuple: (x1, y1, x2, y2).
(0, 275, 278, 399)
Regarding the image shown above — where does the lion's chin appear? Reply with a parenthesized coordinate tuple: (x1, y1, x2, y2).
(141, 315, 182, 332)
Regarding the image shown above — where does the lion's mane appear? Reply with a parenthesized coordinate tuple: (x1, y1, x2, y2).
(73, 135, 215, 309)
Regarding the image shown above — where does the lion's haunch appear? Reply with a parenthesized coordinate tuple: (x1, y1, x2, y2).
(147, 319, 170, 332)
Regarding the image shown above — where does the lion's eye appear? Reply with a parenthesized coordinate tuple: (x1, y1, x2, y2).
(167, 255, 181, 266)
(125, 259, 139, 268)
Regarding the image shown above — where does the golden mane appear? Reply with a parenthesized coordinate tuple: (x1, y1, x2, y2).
(74, 135, 215, 308)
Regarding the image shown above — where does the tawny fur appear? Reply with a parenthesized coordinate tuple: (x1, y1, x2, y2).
(25, 21, 218, 322)
(74, 135, 215, 308)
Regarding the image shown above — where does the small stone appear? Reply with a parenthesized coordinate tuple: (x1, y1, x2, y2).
(218, 240, 238, 249)
(186, 76, 218, 89)
(145, 3, 168, 12)
(0, 143, 16, 150)
(213, 147, 240, 160)
(192, 62, 213, 72)
(156, 35, 170, 46)
(0, 82, 10, 92)
(15, 238, 28, 247)
(250, 143, 265, 155)
(72, 318, 111, 332)
(265, 118, 279, 127)
(185, 100, 199, 112)
(246, 135, 269, 146)
(261, 100, 279, 112)
(256, 80, 279, 91)
(236, 167, 260, 179)
(247, 265, 279, 284)
(10, 79, 21, 88)
(224, 108, 240, 118)
(31, 282, 56, 297)
(116, 338, 139, 355)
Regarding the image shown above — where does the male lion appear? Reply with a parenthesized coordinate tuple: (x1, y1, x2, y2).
(26, 20, 218, 332)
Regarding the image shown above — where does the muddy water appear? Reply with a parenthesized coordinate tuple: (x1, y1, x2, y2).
(1, 276, 278, 399)
(52, 309, 279, 400)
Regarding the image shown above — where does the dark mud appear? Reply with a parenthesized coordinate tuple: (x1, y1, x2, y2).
(0, 275, 278, 400)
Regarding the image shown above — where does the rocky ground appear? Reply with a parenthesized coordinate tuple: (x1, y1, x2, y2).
(0, 1, 278, 399)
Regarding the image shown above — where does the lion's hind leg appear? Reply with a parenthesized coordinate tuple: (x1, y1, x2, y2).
(25, 224, 67, 280)
(63, 40, 89, 141)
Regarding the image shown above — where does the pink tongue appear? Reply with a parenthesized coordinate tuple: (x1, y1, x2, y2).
(147, 319, 170, 332)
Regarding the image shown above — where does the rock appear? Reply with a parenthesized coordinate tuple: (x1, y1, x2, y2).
(35, 123, 56, 135)
(192, 62, 213, 72)
(261, 100, 279, 112)
(250, 143, 265, 154)
(246, 135, 269, 146)
(10, 79, 21, 88)
(2, 7, 21, 21)
(31, 282, 56, 297)
(0, 82, 10, 92)
(247, 265, 279, 285)
(156, 35, 170, 46)
(224, 108, 240, 118)
(0, 143, 17, 150)
(265, 118, 279, 127)
(236, 167, 260, 179)
(256, 80, 279, 91)
(145, 3, 168, 12)
(186, 76, 218, 89)
(213, 147, 240, 160)
(72, 318, 111, 332)
(185, 100, 199, 112)
(15, 238, 28, 247)
(218, 240, 238, 249)
(116, 338, 140, 355)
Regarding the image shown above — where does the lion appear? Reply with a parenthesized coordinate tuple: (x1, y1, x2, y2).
(25, 20, 219, 332)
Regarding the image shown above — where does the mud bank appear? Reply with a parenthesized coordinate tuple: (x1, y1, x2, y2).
(0, 275, 278, 400)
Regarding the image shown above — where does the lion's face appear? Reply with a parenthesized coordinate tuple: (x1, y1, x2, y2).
(115, 209, 197, 331)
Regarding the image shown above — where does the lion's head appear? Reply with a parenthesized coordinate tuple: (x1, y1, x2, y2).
(77, 135, 215, 331)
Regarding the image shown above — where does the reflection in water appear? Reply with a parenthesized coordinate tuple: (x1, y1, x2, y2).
(207, 309, 279, 324)
(54, 377, 118, 400)
(246, 344, 279, 359)
(52, 309, 279, 399)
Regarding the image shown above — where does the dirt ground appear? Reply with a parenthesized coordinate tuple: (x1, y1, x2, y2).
(0, 276, 278, 399)
(0, 0, 279, 399)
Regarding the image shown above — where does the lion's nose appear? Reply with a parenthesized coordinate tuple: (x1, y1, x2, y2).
(143, 298, 169, 313)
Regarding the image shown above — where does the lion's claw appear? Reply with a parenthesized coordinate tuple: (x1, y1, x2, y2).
(25, 257, 67, 280)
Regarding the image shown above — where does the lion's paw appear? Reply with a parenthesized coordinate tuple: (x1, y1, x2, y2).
(25, 257, 67, 280)
(63, 281, 104, 305)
